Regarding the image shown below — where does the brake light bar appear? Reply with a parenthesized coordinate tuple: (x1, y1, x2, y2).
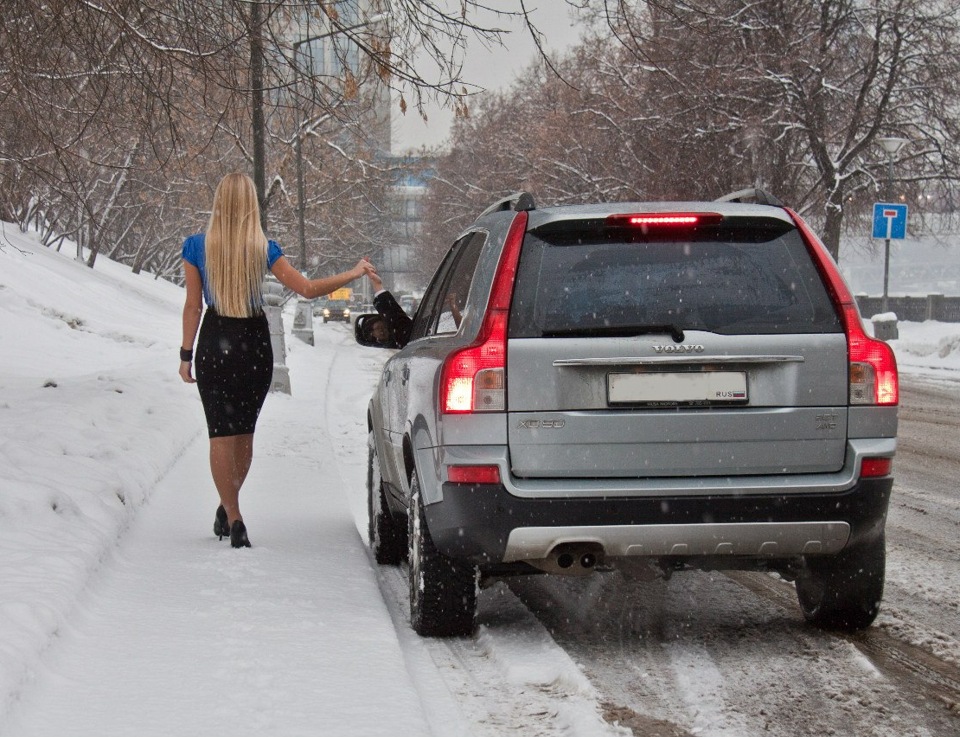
(787, 209, 898, 406)
(606, 212, 723, 227)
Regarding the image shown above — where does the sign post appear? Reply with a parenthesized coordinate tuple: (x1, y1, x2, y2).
(871, 202, 908, 313)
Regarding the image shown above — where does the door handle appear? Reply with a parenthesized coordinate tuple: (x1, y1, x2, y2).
(401, 365, 410, 384)
(384, 368, 392, 384)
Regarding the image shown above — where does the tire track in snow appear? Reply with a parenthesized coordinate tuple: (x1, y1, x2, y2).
(726, 571, 960, 718)
(317, 324, 624, 736)
(373, 564, 628, 737)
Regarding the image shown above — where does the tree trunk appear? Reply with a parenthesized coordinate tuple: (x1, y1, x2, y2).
(85, 221, 100, 268)
(821, 192, 844, 263)
(131, 235, 151, 275)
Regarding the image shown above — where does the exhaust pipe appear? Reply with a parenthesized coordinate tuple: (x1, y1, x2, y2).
(528, 543, 604, 576)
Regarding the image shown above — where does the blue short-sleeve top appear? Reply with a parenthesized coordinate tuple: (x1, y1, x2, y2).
(181, 233, 283, 308)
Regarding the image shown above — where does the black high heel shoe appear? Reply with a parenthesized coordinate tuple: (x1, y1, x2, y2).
(230, 519, 251, 549)
(213, 505, 229, 540)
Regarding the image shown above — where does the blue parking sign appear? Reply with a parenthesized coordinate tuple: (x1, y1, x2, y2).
(872, 202, 908, 239)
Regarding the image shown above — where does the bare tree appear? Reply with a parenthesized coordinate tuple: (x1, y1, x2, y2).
(583, 0, 960, 259)
(0, 0, 551, 276)
(417, 0, 959, 277)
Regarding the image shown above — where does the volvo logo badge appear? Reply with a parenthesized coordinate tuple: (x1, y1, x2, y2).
(653, 344, 705, 353)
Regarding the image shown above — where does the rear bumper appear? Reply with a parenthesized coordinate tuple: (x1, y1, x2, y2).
(425, 477, 892, 567)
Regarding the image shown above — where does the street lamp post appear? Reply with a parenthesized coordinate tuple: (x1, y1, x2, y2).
(292, 77, 308, 268)
(877, 136, 908, 313)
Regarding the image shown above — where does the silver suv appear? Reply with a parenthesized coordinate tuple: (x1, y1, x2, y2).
(357, 190, 898, 637)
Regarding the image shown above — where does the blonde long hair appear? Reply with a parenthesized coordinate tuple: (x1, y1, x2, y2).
(205, 173, 268, 317)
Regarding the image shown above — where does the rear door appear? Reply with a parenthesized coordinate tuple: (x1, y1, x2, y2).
(506, 215, 848, 479)
(379, 239, 462, 490)
(382, 232, 486, 490)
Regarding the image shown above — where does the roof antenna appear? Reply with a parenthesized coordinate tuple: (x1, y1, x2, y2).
(714, 188, 784, 207)
(478, 192, 537, 218)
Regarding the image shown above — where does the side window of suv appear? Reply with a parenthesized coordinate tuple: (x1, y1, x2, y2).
(408, 236, 466, 342)
(412, 231, 486, 339)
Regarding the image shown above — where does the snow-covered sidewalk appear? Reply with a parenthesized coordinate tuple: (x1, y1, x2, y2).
(2, 405, 433, 736)
(0, 228, 430, 735)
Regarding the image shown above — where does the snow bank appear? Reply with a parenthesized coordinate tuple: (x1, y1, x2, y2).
(0, 224, 201, 715)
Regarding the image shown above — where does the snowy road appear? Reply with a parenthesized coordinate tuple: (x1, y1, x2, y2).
(352, 358, 960, 737)
(333, 323, 960, 737)
(497, 378, 960, 737)
(2, 308, 958, 736)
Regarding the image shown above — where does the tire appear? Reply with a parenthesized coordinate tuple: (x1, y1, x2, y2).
(408, 470, 477, 637)
(367, 430, 404, 565)
(796, 534, 885, 631)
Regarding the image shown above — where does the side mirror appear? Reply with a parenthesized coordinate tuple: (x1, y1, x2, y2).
(354, 313, 394, 348)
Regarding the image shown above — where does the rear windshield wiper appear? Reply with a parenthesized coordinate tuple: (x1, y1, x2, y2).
(542, 324, 686, 343)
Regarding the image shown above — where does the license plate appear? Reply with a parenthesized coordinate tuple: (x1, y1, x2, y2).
(608, 371, 748, 405)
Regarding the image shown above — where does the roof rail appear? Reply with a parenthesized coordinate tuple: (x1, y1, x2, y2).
(714, 188, 784, 207)
(477, 191, 536, 218)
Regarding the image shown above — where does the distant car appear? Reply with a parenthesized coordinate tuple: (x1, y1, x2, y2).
(399, 295, 417, 316)
(358, 189, 898, 638)
(320, 299, 351, 323)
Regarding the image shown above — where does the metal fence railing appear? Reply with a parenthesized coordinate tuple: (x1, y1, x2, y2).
(855, 294, 960, 322)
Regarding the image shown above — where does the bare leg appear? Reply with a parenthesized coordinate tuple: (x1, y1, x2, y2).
(209, 433, 255, 525)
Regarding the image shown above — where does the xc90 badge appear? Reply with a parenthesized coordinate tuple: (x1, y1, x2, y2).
(518, 419, 566, 429)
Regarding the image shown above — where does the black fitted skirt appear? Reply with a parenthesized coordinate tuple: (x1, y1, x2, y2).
(195, 309, 273, 438)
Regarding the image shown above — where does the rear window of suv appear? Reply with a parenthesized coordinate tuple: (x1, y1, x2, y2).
(509, 217, 842, 337)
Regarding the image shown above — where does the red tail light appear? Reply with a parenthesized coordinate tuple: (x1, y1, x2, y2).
(787, 210, 898, 406)
(440, 211, 528, 414)
(845, 304, 899, 405)
(441, 312, 507, 412)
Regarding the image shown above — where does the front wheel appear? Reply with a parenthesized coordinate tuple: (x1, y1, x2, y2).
(367, 431, 404, 565)
(796, 534, 885, 631)
(408, 470, 477, 637)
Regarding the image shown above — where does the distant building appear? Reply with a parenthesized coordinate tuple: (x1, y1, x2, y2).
(286, 3, 436, 297)
(380, 155, 437, 294)
(289, 0, 391, 155)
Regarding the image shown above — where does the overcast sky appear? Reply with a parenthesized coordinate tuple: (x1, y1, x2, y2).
(391, 4, 585, 153)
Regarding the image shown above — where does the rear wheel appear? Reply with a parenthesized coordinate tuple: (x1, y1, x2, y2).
(796, 534, 885, 631)
(408, 470, 477, 637)
(367, 431, 404, 565)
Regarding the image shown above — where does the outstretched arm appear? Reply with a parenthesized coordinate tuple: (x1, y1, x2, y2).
(271, 257, 375, 300)
(368, 273, 414, 348)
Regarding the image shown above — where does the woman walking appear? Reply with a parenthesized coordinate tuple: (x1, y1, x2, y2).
(178, 172, 375, 548)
